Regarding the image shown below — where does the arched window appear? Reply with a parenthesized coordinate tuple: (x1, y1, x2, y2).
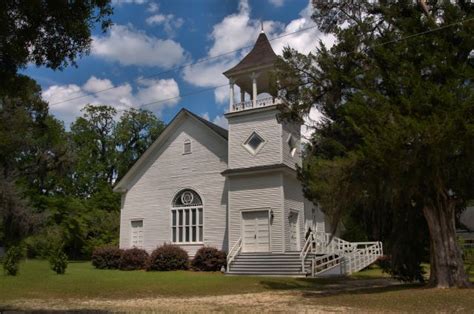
(171, 189, 203, 243)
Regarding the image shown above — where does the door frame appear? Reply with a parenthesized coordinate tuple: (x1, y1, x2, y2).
(288, 209, 300, 251)
(241, 208, 271, 252)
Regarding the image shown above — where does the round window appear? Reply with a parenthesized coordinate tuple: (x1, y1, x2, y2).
(181, 191, 194, 205)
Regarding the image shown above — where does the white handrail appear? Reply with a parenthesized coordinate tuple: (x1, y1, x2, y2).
(300, 232, 315, 273)
(301, 232, 383, 277)
(312, 253, 344, 276)
(227, 237, 242, 270)
(232, 97, 282, 112)
(344, 241, 383, 274)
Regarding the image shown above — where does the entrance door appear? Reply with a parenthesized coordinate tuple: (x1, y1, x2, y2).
(242, 211, 270, 252)
(289, 212, 299, 251)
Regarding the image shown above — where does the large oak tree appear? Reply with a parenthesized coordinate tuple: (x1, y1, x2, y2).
(276, 1, 473, 287)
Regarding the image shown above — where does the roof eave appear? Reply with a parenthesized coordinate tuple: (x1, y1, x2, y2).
(113, 109, 228, 193)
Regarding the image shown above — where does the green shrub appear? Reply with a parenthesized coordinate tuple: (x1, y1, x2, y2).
(191, 247, 226, 271)
(147, 244, 188, 271)
(91, 246, 123, 269)
(49, 247, 68, 274)
(3, 246, 23, 276)
(24, 227, 63, 258)
(119, 248, 149, 270)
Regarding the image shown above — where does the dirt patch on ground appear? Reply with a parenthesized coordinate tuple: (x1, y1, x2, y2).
(1, 278, 403, 313)
(3, 292, 352, 313)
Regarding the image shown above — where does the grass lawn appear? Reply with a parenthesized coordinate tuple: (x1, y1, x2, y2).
(0, 260, 473, 312)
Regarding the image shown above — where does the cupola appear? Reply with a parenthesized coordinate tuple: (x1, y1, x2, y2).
(223, 29, 281, 112)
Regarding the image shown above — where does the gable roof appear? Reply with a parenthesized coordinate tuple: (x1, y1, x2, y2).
(113, 108, 228, 192)
(223, 32, 278, 77)
(185, 109, 228, 140)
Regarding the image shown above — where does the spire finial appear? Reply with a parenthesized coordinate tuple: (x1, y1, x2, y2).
(260, 20, 264, 33)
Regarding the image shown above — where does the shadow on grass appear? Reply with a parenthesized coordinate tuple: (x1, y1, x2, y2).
(259, 276, 422, 298)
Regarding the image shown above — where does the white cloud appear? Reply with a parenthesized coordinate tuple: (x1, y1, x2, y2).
(268, 0, 284, 7)
(182, 0, 335, 107)
(43, 76, 180, 128)
(301, 107, 323, 142)
(147, 2, 159, 12)
(212, 115, 228, 129)
(182, 0, 283, 104)
(270, 1, 336, 55)
(145, 3, 184, 37)
(200, 112, 210, 121)
(200, 112, 229, 130)
(92, 24, 188, 68)
(146, 14, 184, 37)
(112, 0, 146, 4)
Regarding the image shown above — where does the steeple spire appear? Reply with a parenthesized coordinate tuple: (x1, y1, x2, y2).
(260, 20, 264, 33)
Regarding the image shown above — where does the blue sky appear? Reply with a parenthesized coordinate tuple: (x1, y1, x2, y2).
(23, 0, 332, 130)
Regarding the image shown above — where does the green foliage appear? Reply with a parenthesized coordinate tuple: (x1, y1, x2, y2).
(0, 1, 112, 76)
(48, 246, 68, 275)
(24, 226, 63, 259)
(276, 2, 473, 283)
(1, 104, 163, 259)
(0, 2, 166, 262)
(3, 246, 23, 276)
(115, 108, 166, 181)
(191, 247, 226, 272)
(147, 244, 189, 271)
(91, 246, 123, 269)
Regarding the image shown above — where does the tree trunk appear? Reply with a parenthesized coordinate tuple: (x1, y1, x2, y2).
(422, 201, 471, 288)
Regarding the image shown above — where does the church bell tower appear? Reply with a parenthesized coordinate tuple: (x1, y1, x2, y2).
(223, 29, 304, 254)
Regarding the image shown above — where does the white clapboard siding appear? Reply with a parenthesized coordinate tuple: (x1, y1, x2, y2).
(119, 116, 228, 256)
(228, 172, 284, 253)
(281, 121, 302, 169)
(227, 108, 283, 169)
(283, 173, 305, 251)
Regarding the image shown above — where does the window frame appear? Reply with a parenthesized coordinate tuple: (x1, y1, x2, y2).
(183, 139, 192, 155)
(171, 190, 203, 244)
(242, 131, 266, 156)
(287, 134, 297, 157)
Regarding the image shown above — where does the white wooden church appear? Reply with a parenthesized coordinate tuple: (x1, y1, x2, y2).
(114, 31, 383, 276)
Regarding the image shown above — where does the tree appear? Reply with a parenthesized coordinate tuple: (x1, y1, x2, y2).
(70, 105, 117, 196)
(0, 0, 112, 82)
(115, 108, 165, 180)
(276, 1, 473, 287)
(0, 0, 112, 249)
(0, 75, 68, 246)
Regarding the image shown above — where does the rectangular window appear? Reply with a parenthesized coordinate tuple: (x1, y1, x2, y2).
(183, 140, 191, 154)
(171, 207, 203, 243)
(131, 220, 144, 248)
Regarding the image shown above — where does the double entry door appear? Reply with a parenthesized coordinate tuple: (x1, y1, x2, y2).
(242, 210, 270, 252)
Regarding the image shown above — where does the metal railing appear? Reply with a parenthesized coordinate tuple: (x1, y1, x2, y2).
(226, 237, 242, 271)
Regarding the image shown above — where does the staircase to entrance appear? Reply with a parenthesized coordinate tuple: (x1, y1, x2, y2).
(226, 231, 383, 277)
(226, 252, 310, 276)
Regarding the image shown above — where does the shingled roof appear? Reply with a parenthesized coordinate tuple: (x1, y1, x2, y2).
(223, 32, 278, 77)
